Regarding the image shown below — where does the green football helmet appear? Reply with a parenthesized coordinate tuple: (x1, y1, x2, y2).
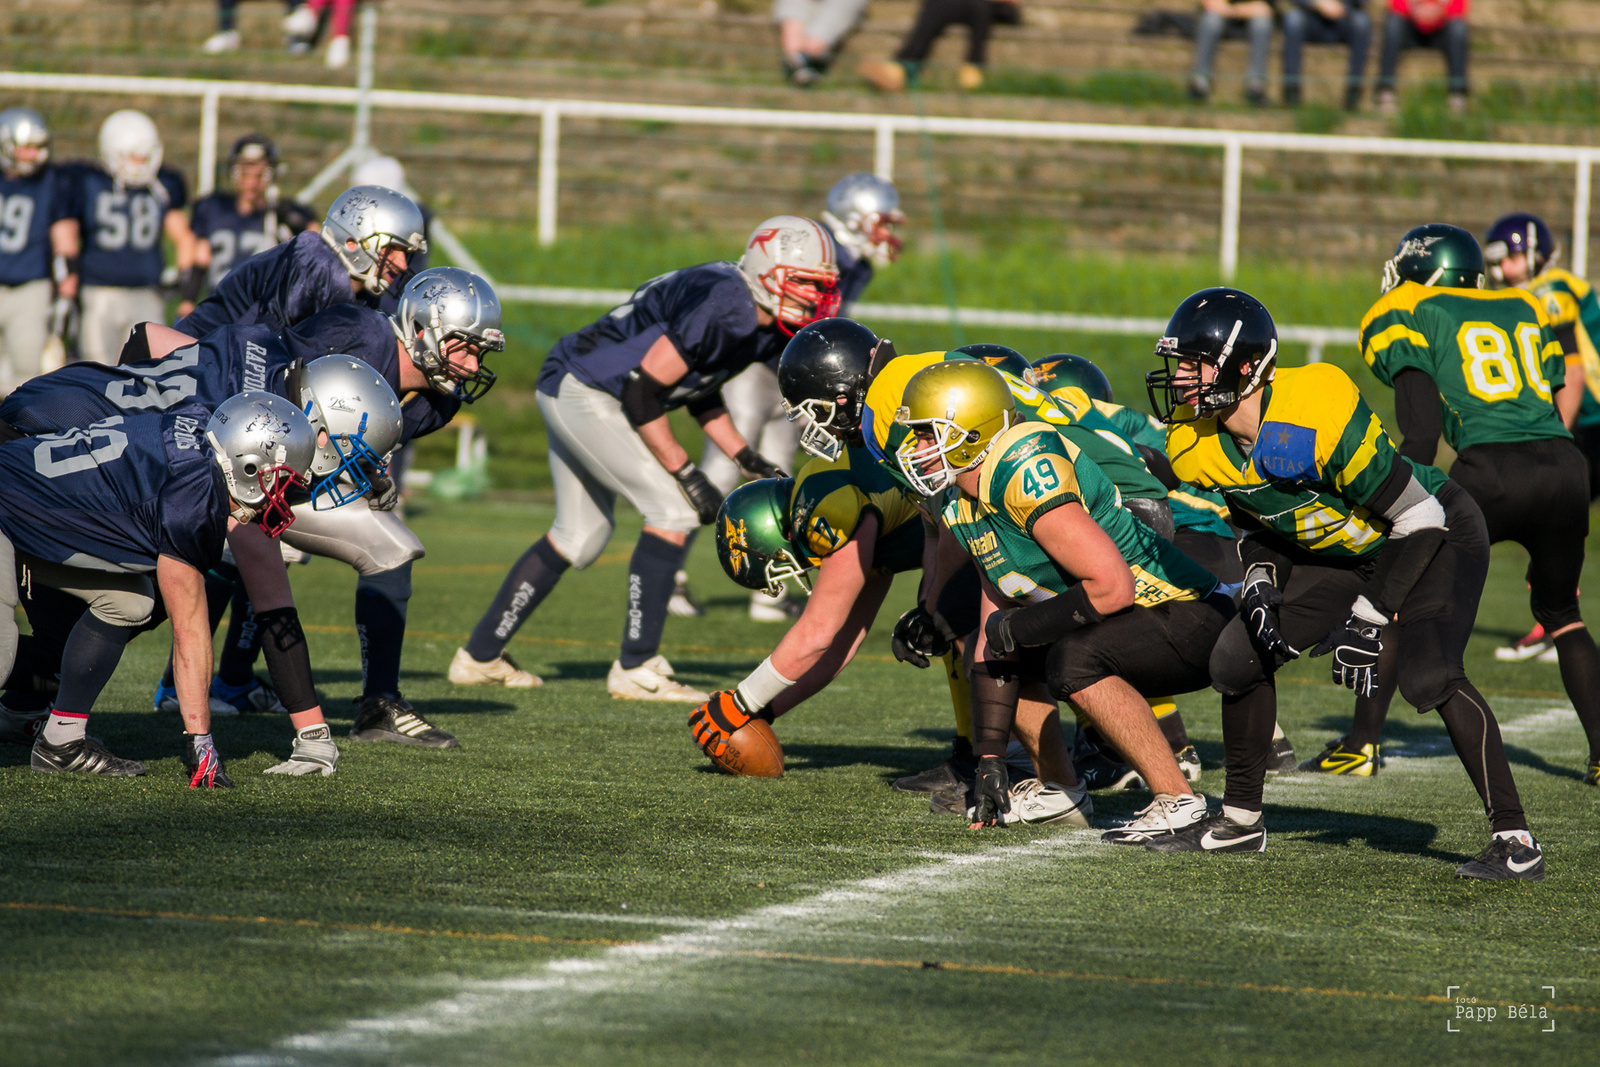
(1382, 223, 1486, 294)
(1031, 353, 1112, 403)
(715, 479, 814, 597)
(950, 343, 1034, 383)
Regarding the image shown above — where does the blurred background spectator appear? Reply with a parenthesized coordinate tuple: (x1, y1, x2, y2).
(0, 107, 76, 395)
(1375, 0, 1470, 113)
(857, 0, 1021, 93)
(1281, 0, 1371, 110)
(775, 0, 870, 87)
(284, 0, 361, 69)
(203, 0, 302, 55)
(1189, 0, 1275, 106)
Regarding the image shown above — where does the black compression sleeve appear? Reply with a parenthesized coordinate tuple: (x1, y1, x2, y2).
(1555, 323, 1580, 370)
(685, 390, 727, 420)
(1364, 526, 1446, 618)
(1005, 583, 1106, 647)
(969, 657, 1021, 759)
(1392, 369, 1442, 466)
(620, 368, 670, 427)
(256, 607, 319, 713)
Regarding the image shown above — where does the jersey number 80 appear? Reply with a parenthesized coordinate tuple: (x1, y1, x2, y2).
(1457, 321, 1553, 405)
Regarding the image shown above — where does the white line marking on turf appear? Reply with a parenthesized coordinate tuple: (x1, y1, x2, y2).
(211, 835, 1099, 1066)
(440, 905, 714, 928)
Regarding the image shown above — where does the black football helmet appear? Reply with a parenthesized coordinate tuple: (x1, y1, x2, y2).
(1032, 353, 1112, 403)
(1484, 213, 1556, 287)
(1145, 287, 1277, 424)
(1382, 223, 1485, 294)
(778, 316, 880, 462)
(951, 343, 1032, 382)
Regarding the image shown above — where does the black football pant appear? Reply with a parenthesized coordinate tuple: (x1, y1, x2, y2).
(895, 0, 1020, 66)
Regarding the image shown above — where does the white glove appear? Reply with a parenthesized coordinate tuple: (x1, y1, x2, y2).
(263, 723, 339, 777)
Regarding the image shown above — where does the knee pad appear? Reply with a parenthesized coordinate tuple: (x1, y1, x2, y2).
(88, 589, 155, 630)
(1209, 621, 1268, 697)
(1397, 660, 1462, 712)
(548, 521, 613, 571)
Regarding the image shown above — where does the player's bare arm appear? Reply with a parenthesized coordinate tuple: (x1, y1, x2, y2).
(158, 553, 213, 738)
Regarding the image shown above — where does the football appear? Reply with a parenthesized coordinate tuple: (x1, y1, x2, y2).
(708, 719, 785, 778)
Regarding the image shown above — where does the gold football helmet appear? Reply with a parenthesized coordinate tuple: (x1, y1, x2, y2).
(893, 361, 1015, 496)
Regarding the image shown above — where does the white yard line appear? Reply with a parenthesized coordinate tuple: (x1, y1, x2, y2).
(214, 836, 1099, 1067)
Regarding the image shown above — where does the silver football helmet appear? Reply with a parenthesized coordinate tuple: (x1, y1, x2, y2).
(736, 215, 841, 336)
(98, 109, 163, 190)
(320, 184, 428, 296)
(823, 174, 904, 268)
(206, 391, 316, 537)
(294, 354, 404, 509)
(392, 267, 505, 403)
(0, 107, 50, 177)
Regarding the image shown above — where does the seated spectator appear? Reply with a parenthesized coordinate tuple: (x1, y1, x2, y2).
(1282, 0, 1372, 110)
(201, 0, 300, 54)
(775, 0, 871, 87)
(858, 0, 1021, 93)
(1375, 0, 1469, 114)
(1190, 0, 1275, 106)
(284, 0, 360, 69)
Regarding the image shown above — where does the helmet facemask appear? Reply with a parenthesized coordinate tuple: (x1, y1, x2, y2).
(410, 325, 502, 403)
(893, 407, 1011, 497)
(784, 395, 853, 462)
(1146, 326, 1276, 424)
(761, 264, 841, 337)
(307, 411, 390, 510)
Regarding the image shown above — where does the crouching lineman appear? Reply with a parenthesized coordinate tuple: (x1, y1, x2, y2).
(449, 217, 838, 701)
(0, 394, 315, 784)
(1150, 286, 1545, 879)
(892, 360, 1228, 835)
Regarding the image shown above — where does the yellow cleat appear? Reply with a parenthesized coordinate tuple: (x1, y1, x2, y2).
(1299, 739, 1380, 776)
(1583, 760, 1599, 787)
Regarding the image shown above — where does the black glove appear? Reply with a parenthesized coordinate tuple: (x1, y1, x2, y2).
(734, 446, 787, 480)
(1310, 598, 1386, 697)
(984, 608, 1018, 657)
(967, 755, 1010, 828)
(672, 461, 724, 526)
(1240, 567, 1297, 663)
(890, 605, 953, 668)
(358, 458, 399, 511)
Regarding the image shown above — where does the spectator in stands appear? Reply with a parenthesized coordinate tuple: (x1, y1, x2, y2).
(857, 0, 1021, 93)
(1375, 0, 1469, 114)
(284, 0, 360, 69)
(1282, 0, 1371, 110)
(202, 1, 302, 54)
(775, 0, 870, 87)
(1189, 0, 1275, 106)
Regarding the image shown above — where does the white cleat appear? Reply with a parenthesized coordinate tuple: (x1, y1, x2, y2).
(607, 657, 708, 702)
(325, 34, 350, 69)
(448, 647, 543, 688)
(667, 572, 705, 618)
(748, 589, 803, 622)
(202, 30, 241, 54)
(1003, 779, 1093, 827)
(1100, 792, 1209, 845)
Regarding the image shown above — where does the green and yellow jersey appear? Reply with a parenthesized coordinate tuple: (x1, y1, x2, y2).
(788, 446, 926, 575)
(1529, 267, 1600, 428)
(938, 422, 1218, 608)
(1361, 281, 1569, 451)
(1167, 363, 1446, 561)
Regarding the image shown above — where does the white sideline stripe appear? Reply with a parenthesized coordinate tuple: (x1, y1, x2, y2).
(212, 836, 1095, 1066)
(442, 905, 713, 928)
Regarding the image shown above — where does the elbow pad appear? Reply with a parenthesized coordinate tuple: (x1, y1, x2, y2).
(620, 368, 669, 427)
(177, 265, 205, 303)
(685, 390, 726, 420)
(1004, 582, 1105, 648)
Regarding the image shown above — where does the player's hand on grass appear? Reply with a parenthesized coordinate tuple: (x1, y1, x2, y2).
(984, 608, 1018, 657)
(184, 733, 235, 789)
(1310, 597, 1386, 697)
(967, 755, 1010, 829)
(689, 690, 753, 758)
(1240, 567, 1296, 662)
(672, 462, 724, 526)
(264, 724, 340, 777)
(891, 605, 954, 668)
(734, 447, 787, 481)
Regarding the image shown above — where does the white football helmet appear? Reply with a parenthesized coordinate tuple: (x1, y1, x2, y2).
(320, 184, 428, 296)
(393, 266, 505, 402)
(736, 215, 841, 336)
(206, 391, 316, 536)
(0, 107, 50, 177)
(351, 154, 407, 193)
(98, 109, 163, 190)
(293, 355, 404, 509)
(823, 174, 904, 268)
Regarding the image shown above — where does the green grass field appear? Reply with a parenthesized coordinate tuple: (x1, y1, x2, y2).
(2, 496, 1597, 1065)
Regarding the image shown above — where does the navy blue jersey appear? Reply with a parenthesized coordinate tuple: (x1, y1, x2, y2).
(75, 165, 187, 288)
(175, 230, 355, 337)
(190, 191, 316, 288)
(0, 324, 291, 434)
(835, 243, 874, 312)
(0, 411, 227, 573)
(283, 303, 459, 443)
(0, 165, 74, 285)
(537, 262, 782, 407)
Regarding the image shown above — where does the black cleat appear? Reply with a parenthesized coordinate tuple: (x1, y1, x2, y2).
(1266, 735, 1298, 773)
(1143, 811, 1267, 854)
(1073, 748, 1144, 791)
(1456, 836, 1546, 881)
(928, 786, 967, 816)
(31, 736, 146, 777)
(895, 736, 976, 794)
(350, 694, 459, 748)
(1582, 760, 1599, 787)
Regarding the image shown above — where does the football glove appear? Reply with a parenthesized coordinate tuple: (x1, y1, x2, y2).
(263, 723, 340, 777)
(984, 608, 1018, 657)
(689, 690, 753, 759)
(672, 462, 724, 526)
(1310, 597, 1387, 697)
(734, 447, 787, 481)
(358, 457, 399, 511)
(890, 605, 954, 668)
(1240, 566, 1297, 663)
(183, 732, 235, 789)
(967, 755, 1010, 829)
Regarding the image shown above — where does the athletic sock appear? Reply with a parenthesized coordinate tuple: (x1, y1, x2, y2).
(1346, 622, 1400, 748)
(217, 583, 264, 687)
(465, 536, 570, 662)
(42, 710, 88, 746)
(1435, 683, 1528, 834)
(356, 562, 413, 700)
(1222, 804, 1262, 826)
(1553, 627, 1600, 762)
(618, 532, 688, 669)
(1155, 704, 1190, 752)
(1220, 681, 1277, 814)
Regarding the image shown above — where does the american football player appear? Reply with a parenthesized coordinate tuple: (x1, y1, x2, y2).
(450, 217, 837, 702)
(1153, 285, 1544, 878)
(0, 107, 77, 393)
(68, 110, 197, 365)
